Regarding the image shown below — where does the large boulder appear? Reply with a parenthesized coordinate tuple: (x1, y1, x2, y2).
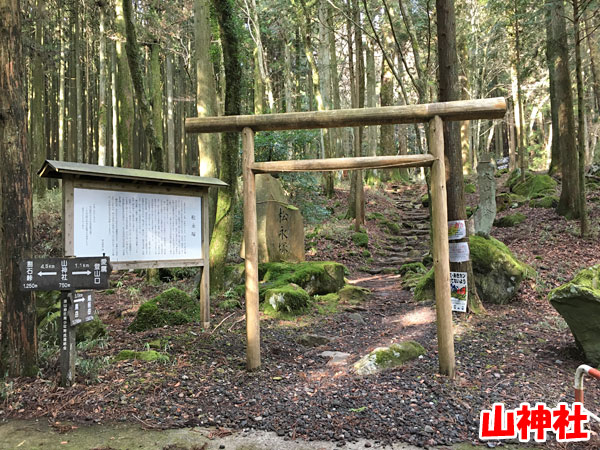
(259, 261, 346, 297)
(128, 287, 199, 332)
(470, 235, 535, 304)
(354, 341, 426, 375)
(510, 172, 557, 199)
(549, 265, 600, 365)
(414, 236, 535, 304)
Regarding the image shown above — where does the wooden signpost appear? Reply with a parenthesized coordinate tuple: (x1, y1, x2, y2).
(20, 256, 111, 386)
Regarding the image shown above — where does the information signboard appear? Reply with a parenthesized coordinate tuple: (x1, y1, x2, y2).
(73, 188, 203, 262)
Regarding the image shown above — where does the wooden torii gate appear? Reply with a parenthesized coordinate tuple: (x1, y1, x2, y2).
(185, 97, 507, 378)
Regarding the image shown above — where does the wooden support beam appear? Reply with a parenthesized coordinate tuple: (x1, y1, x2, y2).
(251, 154, 434, 174)
(200, 190, 210, 329)
(186, 98, 506, 134)
(242, 127, 261, 370)
(428, 115, 456, 379)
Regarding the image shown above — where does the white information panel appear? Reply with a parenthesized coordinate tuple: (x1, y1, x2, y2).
(73, 188, 202, 262)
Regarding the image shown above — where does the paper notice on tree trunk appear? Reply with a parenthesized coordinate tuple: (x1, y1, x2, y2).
(450, 271, 468, 312)
(73, 188, 202, 262)
(448, 220, 466, 240)
(449, 242, 470, 262)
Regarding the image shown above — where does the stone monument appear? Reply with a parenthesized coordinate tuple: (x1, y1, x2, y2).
(242, 174, 304, 263)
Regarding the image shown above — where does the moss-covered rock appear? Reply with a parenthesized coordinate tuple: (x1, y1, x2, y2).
(354, 341, 426, 375)
(549, 265, 600, 365)
(421, 194, 430, 207)
(338, 285, 370, 304)
(264, 283, 310, 314)
(113, 350, 170, 363)
(464, 183, 476, 194)
(414, 269, 435, 301)
(380, 220, 401, 235)
(128, 288, 200, 332)
(76, 317, 107, 342)
(506, 168, 525, 190)
(511, 173, 557, 198)
(399, 262, 427, 276)
(259, 261, 346, 297)
(494, 212, 526, 228)
(352, 232, 369, 248)
(470, 235, 535, 304)
(496, 193, 528, 212)
(529, 195, 559, 208)
(413, 236, 535, 304)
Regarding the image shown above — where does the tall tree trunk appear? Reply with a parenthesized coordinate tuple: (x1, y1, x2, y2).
(380, 41, 395, 182)
(573, 0, 588, 236)
(195, 0, 220, 236)
(74, 0, 83, 162)
(248, 0, 274, 112)
(318, 0, 334, 196)
(166, 54, 175, 173)
(31, 0, 46, 195)
(122, 0, 164, 172)
(283, 42, 294, 113)
(149, 42, 164, 167)
(115, 1, 135, 167)
(0, 0, 38, 377)
(365, 39, 377, 180)
(210, 0, 242, 291)
(346, 0, 365, 226)
(98, 2, 108, 166)
(546, 3, 560, 175)
(550, 0, 579, 218)
(58, 5, 66, 162)
(436, 0, 483, 316)
(328, 10, 342, 158)
(513, 1, 527, 179)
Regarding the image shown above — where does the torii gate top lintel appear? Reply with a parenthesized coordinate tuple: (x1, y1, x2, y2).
(185, 97, 507, 379)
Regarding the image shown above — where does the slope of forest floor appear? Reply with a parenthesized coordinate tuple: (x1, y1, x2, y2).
(3, 174, 600, 449)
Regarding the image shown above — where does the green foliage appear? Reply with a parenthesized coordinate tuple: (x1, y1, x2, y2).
(128, 288, 200, 332)
(113, 350, 170, 363)
(352, 232, 369, 247)
(464, 183, 476, 193)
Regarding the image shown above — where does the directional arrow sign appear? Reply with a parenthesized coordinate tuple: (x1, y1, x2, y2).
(69, 291, 95, 326)
(19, 257, 111, 291)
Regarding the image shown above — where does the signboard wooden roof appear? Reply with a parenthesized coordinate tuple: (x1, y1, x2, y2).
(38, 160, 227, 188)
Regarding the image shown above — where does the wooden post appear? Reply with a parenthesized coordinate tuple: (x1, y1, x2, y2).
(60, 291, 76, 386)
(428, 115, 456, 378)
(242, 127, 261, 370)
(200, 188, 210, 328)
